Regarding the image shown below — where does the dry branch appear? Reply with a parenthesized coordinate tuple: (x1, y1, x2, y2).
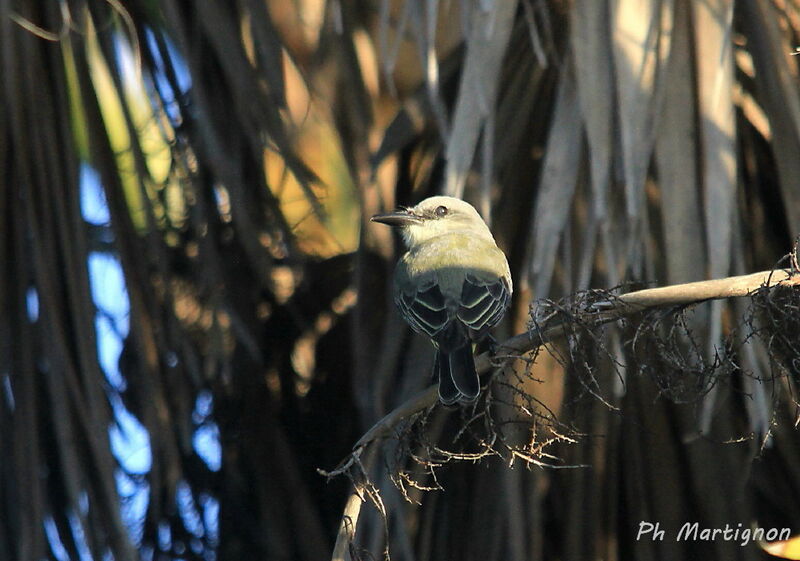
(324, 268, 799, 561)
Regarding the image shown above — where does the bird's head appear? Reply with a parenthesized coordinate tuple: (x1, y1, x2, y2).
(371, 196, 493, 248)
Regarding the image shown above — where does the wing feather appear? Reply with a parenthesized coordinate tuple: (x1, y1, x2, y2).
(395, 282, 449, 337)
(457, 274, 511, 337)
(396, 272, 510, 341)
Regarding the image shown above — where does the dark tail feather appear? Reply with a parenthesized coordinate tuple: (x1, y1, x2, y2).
(435, 345, 479, 405)
(435, 351, 458, 405)
(449, 345, 479, 401)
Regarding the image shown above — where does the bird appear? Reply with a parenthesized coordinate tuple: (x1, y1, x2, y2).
(371, 196, 512, 405)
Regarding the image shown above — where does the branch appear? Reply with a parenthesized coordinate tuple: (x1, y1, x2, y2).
(324, 268, 799, 560)
(331, 492, 363, 561)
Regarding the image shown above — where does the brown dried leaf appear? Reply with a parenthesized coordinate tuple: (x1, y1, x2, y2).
(442, 0, 519, 198)
(527, 67, 583, 298)
(655, 0, 705, 284)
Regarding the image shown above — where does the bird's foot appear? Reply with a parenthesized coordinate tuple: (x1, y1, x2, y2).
(791, 235, 800, 275)
(475, 334, 498, 356)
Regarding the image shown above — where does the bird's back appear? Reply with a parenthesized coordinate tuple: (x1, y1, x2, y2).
(394, 231, 511, 344)
(397, 232, 510, 296)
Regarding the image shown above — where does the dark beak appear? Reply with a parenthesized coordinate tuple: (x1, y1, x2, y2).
(370, 210, 423, 227)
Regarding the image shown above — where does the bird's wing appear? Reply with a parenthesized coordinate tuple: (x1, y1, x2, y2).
(457, 274, 511, 337)
(395, 278, 449, 338)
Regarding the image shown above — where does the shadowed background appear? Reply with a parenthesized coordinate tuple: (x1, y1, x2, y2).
(2, 1, 800, 560)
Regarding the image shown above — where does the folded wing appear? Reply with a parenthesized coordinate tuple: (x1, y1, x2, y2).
(395, 273, 510, 342)
(457, 274, 511, 339)
(395, 279, 448, 338)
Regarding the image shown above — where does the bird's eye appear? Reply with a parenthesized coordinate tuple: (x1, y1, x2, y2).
(434, 205, 448, 217)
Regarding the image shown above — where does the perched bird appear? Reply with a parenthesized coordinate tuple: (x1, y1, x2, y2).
(371, 196, 512, 405)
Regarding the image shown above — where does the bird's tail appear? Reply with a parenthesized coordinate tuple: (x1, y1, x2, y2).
(434, 345, 479, 405)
